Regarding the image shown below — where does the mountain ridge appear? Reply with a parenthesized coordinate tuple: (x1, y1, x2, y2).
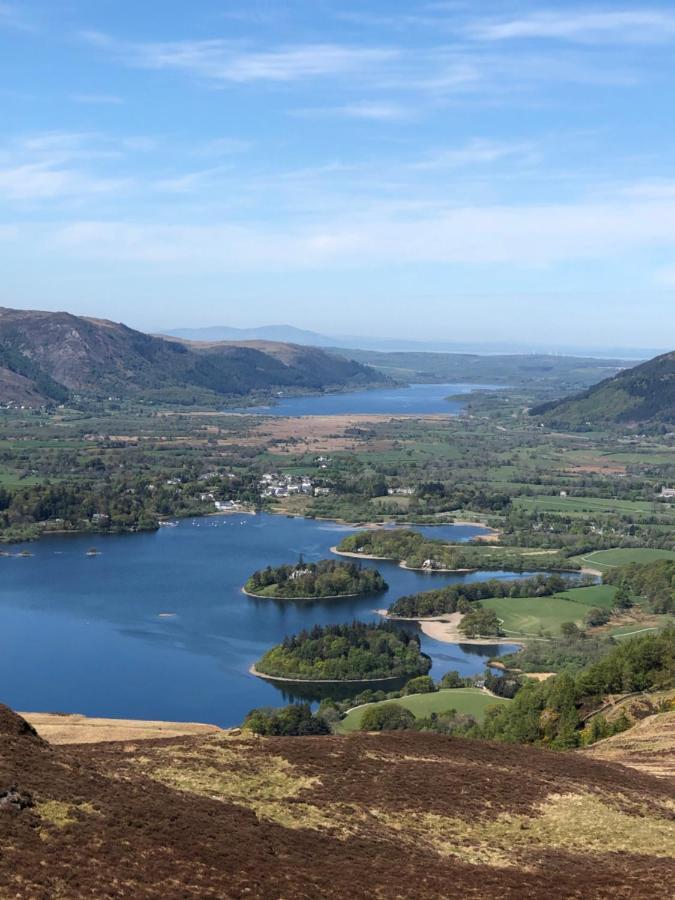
(0, 307, 386, 407)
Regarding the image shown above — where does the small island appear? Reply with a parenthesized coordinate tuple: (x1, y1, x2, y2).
(243, 558, 387, 600)
(252, 621, 431, 682)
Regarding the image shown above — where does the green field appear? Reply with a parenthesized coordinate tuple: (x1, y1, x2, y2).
(514, 495, 672, 518)
(555, 584, 617, 608)
(481, 584, 617, 637)
(574, 548, 675, 570)
(336, 688, 509, 733)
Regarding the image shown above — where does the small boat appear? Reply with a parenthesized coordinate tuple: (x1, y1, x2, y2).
(86, 548, 100, 557)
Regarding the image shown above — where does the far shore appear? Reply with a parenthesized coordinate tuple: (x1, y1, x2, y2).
(248, 663, 408, 685)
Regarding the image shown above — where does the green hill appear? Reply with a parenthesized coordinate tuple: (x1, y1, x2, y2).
(531, 350, 675, 429)
(0, 307, 386, 407)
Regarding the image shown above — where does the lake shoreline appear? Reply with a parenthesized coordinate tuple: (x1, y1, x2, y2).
(242, 586, 382, 602)
(331, 546, 476, 573)
(248, 664, 409, 685)
(379, 609, 525, 647)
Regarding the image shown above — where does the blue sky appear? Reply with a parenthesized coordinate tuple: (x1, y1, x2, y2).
(2, 1, 675, 347)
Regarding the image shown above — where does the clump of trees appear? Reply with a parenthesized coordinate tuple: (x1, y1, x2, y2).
(604, 560, 675, 615)
(358, 703, 479, 735)
(245, 559, 387, 599)
(388, 573, 578, 618)
(359, 703, 416, 731)
(243, 703, 330, 736)
(459, 607, 503, 638)
(254, 621, 431, 682)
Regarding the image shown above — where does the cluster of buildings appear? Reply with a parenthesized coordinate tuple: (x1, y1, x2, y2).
(197, 491, 245, 512)
(259, 473, 330, 498)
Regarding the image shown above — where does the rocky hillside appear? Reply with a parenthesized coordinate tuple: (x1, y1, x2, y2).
(1, 703, 673, 898)
(0, 307, 385, 407)
(531, 351, 675, 429)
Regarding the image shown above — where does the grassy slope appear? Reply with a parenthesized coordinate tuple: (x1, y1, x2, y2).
(481, 585, 617, 637)
(574, 548, 675, 570)
(337, 688, 509, 733)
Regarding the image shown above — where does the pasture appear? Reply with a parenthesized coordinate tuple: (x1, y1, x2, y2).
(337, 688, 509, 733)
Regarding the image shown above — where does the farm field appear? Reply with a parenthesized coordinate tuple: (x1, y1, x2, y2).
(574, 548, 675, 570)
(514, 495, 673, 518)
(554, 584, 617, 608)
(337, 687, 509, 733)
(481, 593, 592, 637)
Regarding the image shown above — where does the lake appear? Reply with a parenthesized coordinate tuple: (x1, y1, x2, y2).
(0, 515, 521, 727)
(232, 382, 496, 416)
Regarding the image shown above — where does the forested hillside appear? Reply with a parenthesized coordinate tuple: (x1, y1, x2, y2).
(532, 351, 675, 429)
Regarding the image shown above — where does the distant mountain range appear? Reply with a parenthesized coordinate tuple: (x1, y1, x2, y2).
(0, 308, 385, 407)
(532, 350, 675, 428)
(164, 324, 660, 360)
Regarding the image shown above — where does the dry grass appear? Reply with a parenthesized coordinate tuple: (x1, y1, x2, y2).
(584, 709, 675, 779)
(133, 736, 349, 833)
(21, 712, 222, 745)
(36, 800, 96, 829)
(371, 791, 675, 868)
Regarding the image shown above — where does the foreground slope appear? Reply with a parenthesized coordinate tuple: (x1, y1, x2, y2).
(531, 350, 675, 428)
(583, 710, 675, 780)
(1, 705, 673, 898)
(0, 307, 383, 406)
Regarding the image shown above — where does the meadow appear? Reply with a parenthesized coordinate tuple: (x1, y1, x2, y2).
(337, 688, 509, 733)
(574, 548, 675, 570)
(481, 585, 617, 638)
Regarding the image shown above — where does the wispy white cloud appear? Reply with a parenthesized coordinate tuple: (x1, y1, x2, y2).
(409, 139, 536, 170)
(0, 132, 142, 201)
(293, 101, 412, 122)
(0, 2, 34, 31)
(193, 137, 252, 157)
(467, 9, 675, 44)
(0, 163, 129, 201)
(72, 93, 124, 105)
(81, 31, 399, 83)
(40, 194, 675, 271)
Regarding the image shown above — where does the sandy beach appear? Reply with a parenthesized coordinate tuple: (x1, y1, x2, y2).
(419, 613, 525, 647)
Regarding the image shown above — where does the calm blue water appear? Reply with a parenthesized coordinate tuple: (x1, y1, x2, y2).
(231, 383, 496, 416)
(0, 515, 520, 727)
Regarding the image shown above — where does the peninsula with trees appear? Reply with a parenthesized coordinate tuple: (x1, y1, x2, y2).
(336, 530, 579, 573)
